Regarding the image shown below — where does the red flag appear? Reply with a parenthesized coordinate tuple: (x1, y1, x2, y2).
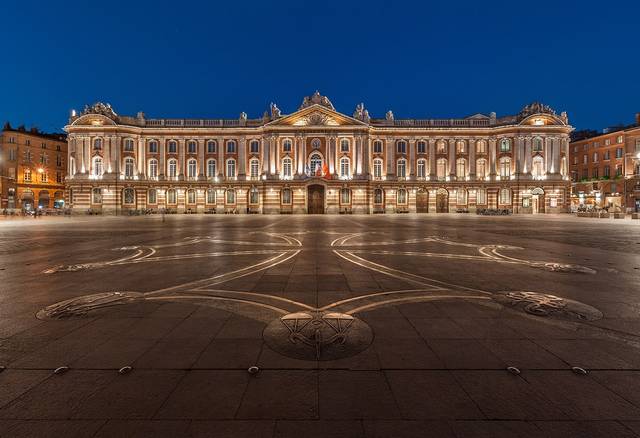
(322, 164, 330, 179)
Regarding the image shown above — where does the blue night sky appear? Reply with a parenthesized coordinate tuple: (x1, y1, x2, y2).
(1, 0, 638, 133)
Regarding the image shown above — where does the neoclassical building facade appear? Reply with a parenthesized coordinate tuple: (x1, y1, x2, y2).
(64, 92, 572, 214)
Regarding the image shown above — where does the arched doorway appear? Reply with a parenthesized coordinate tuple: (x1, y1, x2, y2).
(38, 190, 50, 209)
(532, 187, 545, 214)
(307, 185, 324, 214)
(416, 189, 429, 213)
(436, 188, 448, 213)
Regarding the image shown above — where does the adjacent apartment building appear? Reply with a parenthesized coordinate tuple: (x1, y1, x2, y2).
(64, 92, 572, 215)
(0, 124, 67, 211)
(569, 114, 640, 212)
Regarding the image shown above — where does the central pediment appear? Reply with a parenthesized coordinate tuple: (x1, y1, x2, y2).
(266, 104, 368, 128)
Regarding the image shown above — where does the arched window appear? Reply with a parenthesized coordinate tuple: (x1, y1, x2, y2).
(500, 188, 511, 205)
(123, 188, 135, 204)
(168, 140, 177, 153)
(339, 157, 350, 178)
(93, 138, 102, 150)
(500, 138, 511, 152)
(374, 188, 384, 204)
(396, 140, 407, 154)
(281, 188, 292, 205)
(187, 189, 196, 204)
(206, 189, 216, 204)
(397, 158, 406, 178)
(476, 140, 487, 154)
(249, 187, 260, 204)
(250, 140, 259, 154)
(457, 189, 467, 205)
(283, 139, 292, 152)
(436, 158, 447, 180)
(373, 158, 383, 179)
(340, 188, 351, 204)
(456, 158, 467, 179)
(92, 156, 103, 177)
(187, 158, 197, 179)
(436, 140, 446, 153)
(207, 159, 216, 178)
(456, 140, 466, 154)
(148, 159, 158, 179)
(187, 140, 197, 154)
(207, 140, 216, 154)
(476, 189, 486, 205)
(532, 156, 544, 179)
(250, 158, 260, 178)
(397, 188, 407, 205)
(340, 138, 350, 152)
(24, 169, 32, 182)
(91, 187, 102, 204)
(148, 140, 158, 153)
(533, 137, 543, 152)
(476, 159, 487, 179)
(417, 141, 427, 154)
(167, 189, 177, 204)
(282, 157, 292, 179)
(124, 139, 135, 152)
(226, 140, 236, 153)
(226, 159, 236, 178)
(148, 189, 157, 204)
(417, 159, 427, 178)
(310, 153, 323, 175)
(226, 189, 236, 204)
(167, 159, 177, 178)
(373, 140, 383, 154)
(124, 157, 135, 178)
(499, 157, 511, 178)
(311, 138, 321, 149)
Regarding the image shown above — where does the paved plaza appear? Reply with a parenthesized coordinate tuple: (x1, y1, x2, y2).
(0, 214, 639, 437)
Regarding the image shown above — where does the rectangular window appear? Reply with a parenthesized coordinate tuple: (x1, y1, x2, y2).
(617, 135, 623, 144)
(56, 172, 62, 183)
(417, 141, 426, 154)
(616, 148, 623, 158)
(476, 189, 486, 205)
(604, 150, 610, 160)
(9, 149, 16, 161)
(604, 166, 610, 177)
(605, 139, 610, 146)
(583, 155, 588, 164)
(593, 168, 598, 178)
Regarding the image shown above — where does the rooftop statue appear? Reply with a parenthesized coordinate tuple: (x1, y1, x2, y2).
(81, 102, 118, 120)
(299, 91, 335, 111)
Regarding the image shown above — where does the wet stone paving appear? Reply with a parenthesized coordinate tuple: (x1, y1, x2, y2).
(0, 214, 640, 437)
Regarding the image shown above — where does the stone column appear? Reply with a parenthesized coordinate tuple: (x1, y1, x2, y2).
(103, 137, 111, 174)
(238, 137, 246, 179)
(428, 139, 436, 179)
(545, 137, 552, 175)
(159, 138, 166, 179)
(524, 137, 532, 176)
(113, 136, 121, 176)
(489, 138, 497, 180)
(363, 135, 370, 176)
(385, 137, 394, 177)
(217, 137, 224, 178)
(469, 138, 476, 180)
(515, 136, 523, 176)
(448, 139, 456, 178)
(328, 136, 336, 175)
(275, 136, 280, 175)
(198, 138, 205, 180)
(356, 136, 363, 176)
(408, 139, 415, 178)
(138, 137, 145, 177)
(270, 135, 277, 175)
(551, 137, 560, 176)
(178, 139, 185, 180)
(77, 136, 84, 173)
(262, 136, 269, 174)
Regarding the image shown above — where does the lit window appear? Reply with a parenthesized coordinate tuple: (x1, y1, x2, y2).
(91, 187, 102, 204)
(339, 157, 350, 178)
(123, 188, 135, 205)
(310, 153, 323, 175)
(187, 189, 196, 204)
(417, 159, 426, 178)
(281, 188, 292, 205)
(476, 141, 486, 154)
(436, 140, 446, 153)
(476, 189, 486, 205)
(226, 159, 236, 178)
(206, 189, 216, 204)
(207, 159, 216, 178)
(148, 159, 158, 178)
(250, 187, 260, 204)
(92, 156, 103, 177)
(226, 189, 235, 204)
(250, 159, 259, 178)
(340, 188, 351, 204)
(187, 159, 197, 179)
(397, 159, 406, 178)
(124, 157, 135, 177)
(397, 188, 407, 205)
(499, 188, 511, 205)
(500, 138, 511, 152)
(148, 189, 157, 204)
(167, 159, 177, 178)
(282, 157, 292, 179)
(373, 158, 383, 178)
(456, 140, 465, 154)
(499, 157, 511, 178)
(436, 158, 447, 180)
(476, 159, 487, 178)
(457, 189, 467, 205)
(167, 189, 177, 204)
(456, 158, 466, 179)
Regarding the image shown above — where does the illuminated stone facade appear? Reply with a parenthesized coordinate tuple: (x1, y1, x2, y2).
(64, 93, 572, 214)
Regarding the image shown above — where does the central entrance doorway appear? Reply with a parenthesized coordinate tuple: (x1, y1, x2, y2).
(416, 189, 429, 213)
(307, 185, 325, 214)
(436, 188, 448, 213)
